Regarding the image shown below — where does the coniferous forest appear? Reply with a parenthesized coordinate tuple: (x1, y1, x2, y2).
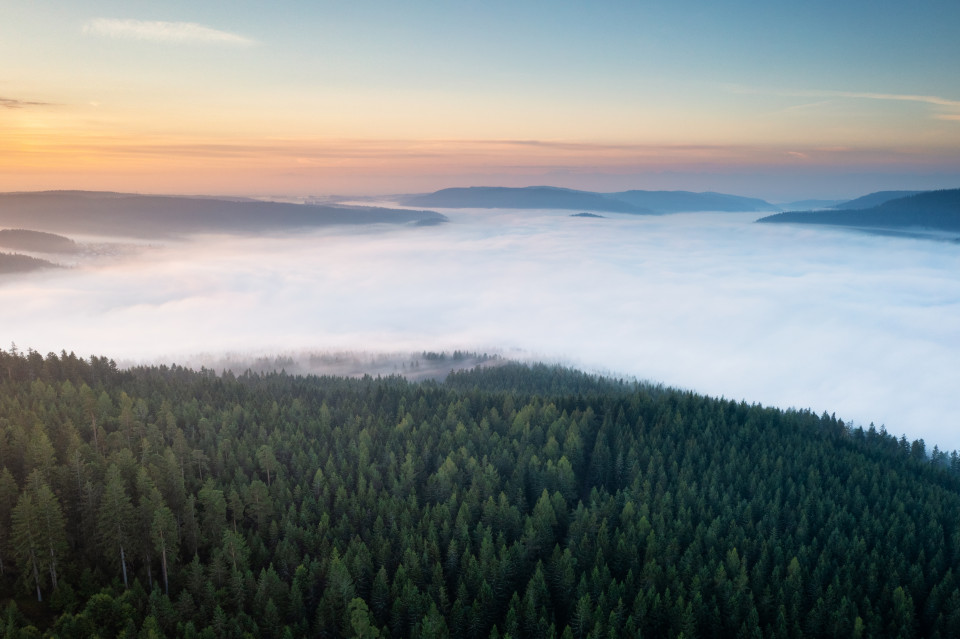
(1, 348, 959, 638)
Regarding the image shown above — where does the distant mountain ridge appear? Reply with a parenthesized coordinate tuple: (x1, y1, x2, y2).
(779, 199, 845, 211)
(608, 189, 776, 213)
(0, 191, 447, 239)
(757, 189, 960, 232)
(399, 186, 777, 214)
(400, 186, 646, 213)
(833, 190, 923, 210)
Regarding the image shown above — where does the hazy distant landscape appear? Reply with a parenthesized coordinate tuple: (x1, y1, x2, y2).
(3, 189, 958, 450)
(0, 229, 80, 253)
(758, 188, 960, 234)
(0, 251, 61, 275)
(0, 191, 446, 239)
(3, 191, 959, 636)
(400, 186, 778, 214)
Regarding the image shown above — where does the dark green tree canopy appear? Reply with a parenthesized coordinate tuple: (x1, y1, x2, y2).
(1, 347, 959, 637)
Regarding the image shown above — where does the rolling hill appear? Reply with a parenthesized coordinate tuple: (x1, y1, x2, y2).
(0, 251, 61, 274)
(399, 186, 777, 214)
(0, 191, 447, 239)
(0, 353, 958, 637)
(756, 188, 960, 232)
(833, 190, 924, 210)
(399, 186, 647, 213)
(0, 228, 80, 253)
(608, 189, 776, 213)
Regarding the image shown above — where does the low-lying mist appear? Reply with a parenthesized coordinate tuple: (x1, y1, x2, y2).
(3, 207, 958, 449)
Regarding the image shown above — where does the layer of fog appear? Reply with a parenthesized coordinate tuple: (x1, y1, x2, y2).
(185, 350, 503, 382)
(3, 207, 958, 450)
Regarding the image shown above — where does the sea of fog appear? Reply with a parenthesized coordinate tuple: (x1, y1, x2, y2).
(3, 207, 959, 450)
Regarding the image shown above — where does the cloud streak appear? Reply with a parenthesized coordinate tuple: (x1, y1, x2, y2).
(813, 90, 960, 109)
(82, 18, 255, 46)
(1, 97, 51, 109)
(8, 134, 955, 169)
(728, 84, 960, 121)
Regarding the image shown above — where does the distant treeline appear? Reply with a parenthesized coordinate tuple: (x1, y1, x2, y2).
(420, 351, 495, 362)
(0, 252, 60, 275)
(0, 230, 78, 254)
(400, 187, 776, 215)
(1, 348, 959, 638)
(757, 188, 960, 232)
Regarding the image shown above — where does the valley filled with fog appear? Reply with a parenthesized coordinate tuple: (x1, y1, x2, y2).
(3, 207, 958, 449)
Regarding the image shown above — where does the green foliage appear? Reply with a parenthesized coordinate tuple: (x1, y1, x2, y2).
(1, 349, 960, 637)
(10, 472, 67, 602)
(97, 466, 136, 588)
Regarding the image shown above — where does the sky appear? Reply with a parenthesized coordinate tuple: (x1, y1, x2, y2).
(2, 0, 959, 200)
(4, 209, 959, 450)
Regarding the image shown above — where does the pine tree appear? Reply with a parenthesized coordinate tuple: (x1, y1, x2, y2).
(151, 505, 179, 595)
(11, 491, 46, 601)
(0, 467, 19, 575)
(98, 465, 136, 588)
(10, 472, 68, 601)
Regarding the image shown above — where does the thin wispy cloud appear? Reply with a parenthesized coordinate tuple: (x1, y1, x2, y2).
(814, 90, 960, 109)
(49, 137, 957, 171)
(1, 97, 51, 109)
(727, 84, 960, 120)
(781, 100, 834, 113)
(83, 18, 255, 46)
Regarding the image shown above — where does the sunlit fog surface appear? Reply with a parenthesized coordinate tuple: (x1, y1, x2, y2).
(4, 209, 958, 449)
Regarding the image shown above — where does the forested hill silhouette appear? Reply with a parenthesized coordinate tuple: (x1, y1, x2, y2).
(400, 186, 777, 214)
(833, 190, 924, 210)
(757, 188, 960, 232)
(0, 191, 446, 239)
(607, 189, 776, 213)
(0, 252, 60, 274)
(401, 186, 647, 213)
(0, 229, 79, 253)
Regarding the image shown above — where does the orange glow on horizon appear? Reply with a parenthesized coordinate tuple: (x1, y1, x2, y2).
(2, 131, 958, 196)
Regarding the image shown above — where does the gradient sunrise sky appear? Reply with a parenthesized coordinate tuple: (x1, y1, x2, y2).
(3, 0, 959, 200)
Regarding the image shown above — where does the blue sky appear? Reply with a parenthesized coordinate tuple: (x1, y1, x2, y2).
(2, 0, 958, 199)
